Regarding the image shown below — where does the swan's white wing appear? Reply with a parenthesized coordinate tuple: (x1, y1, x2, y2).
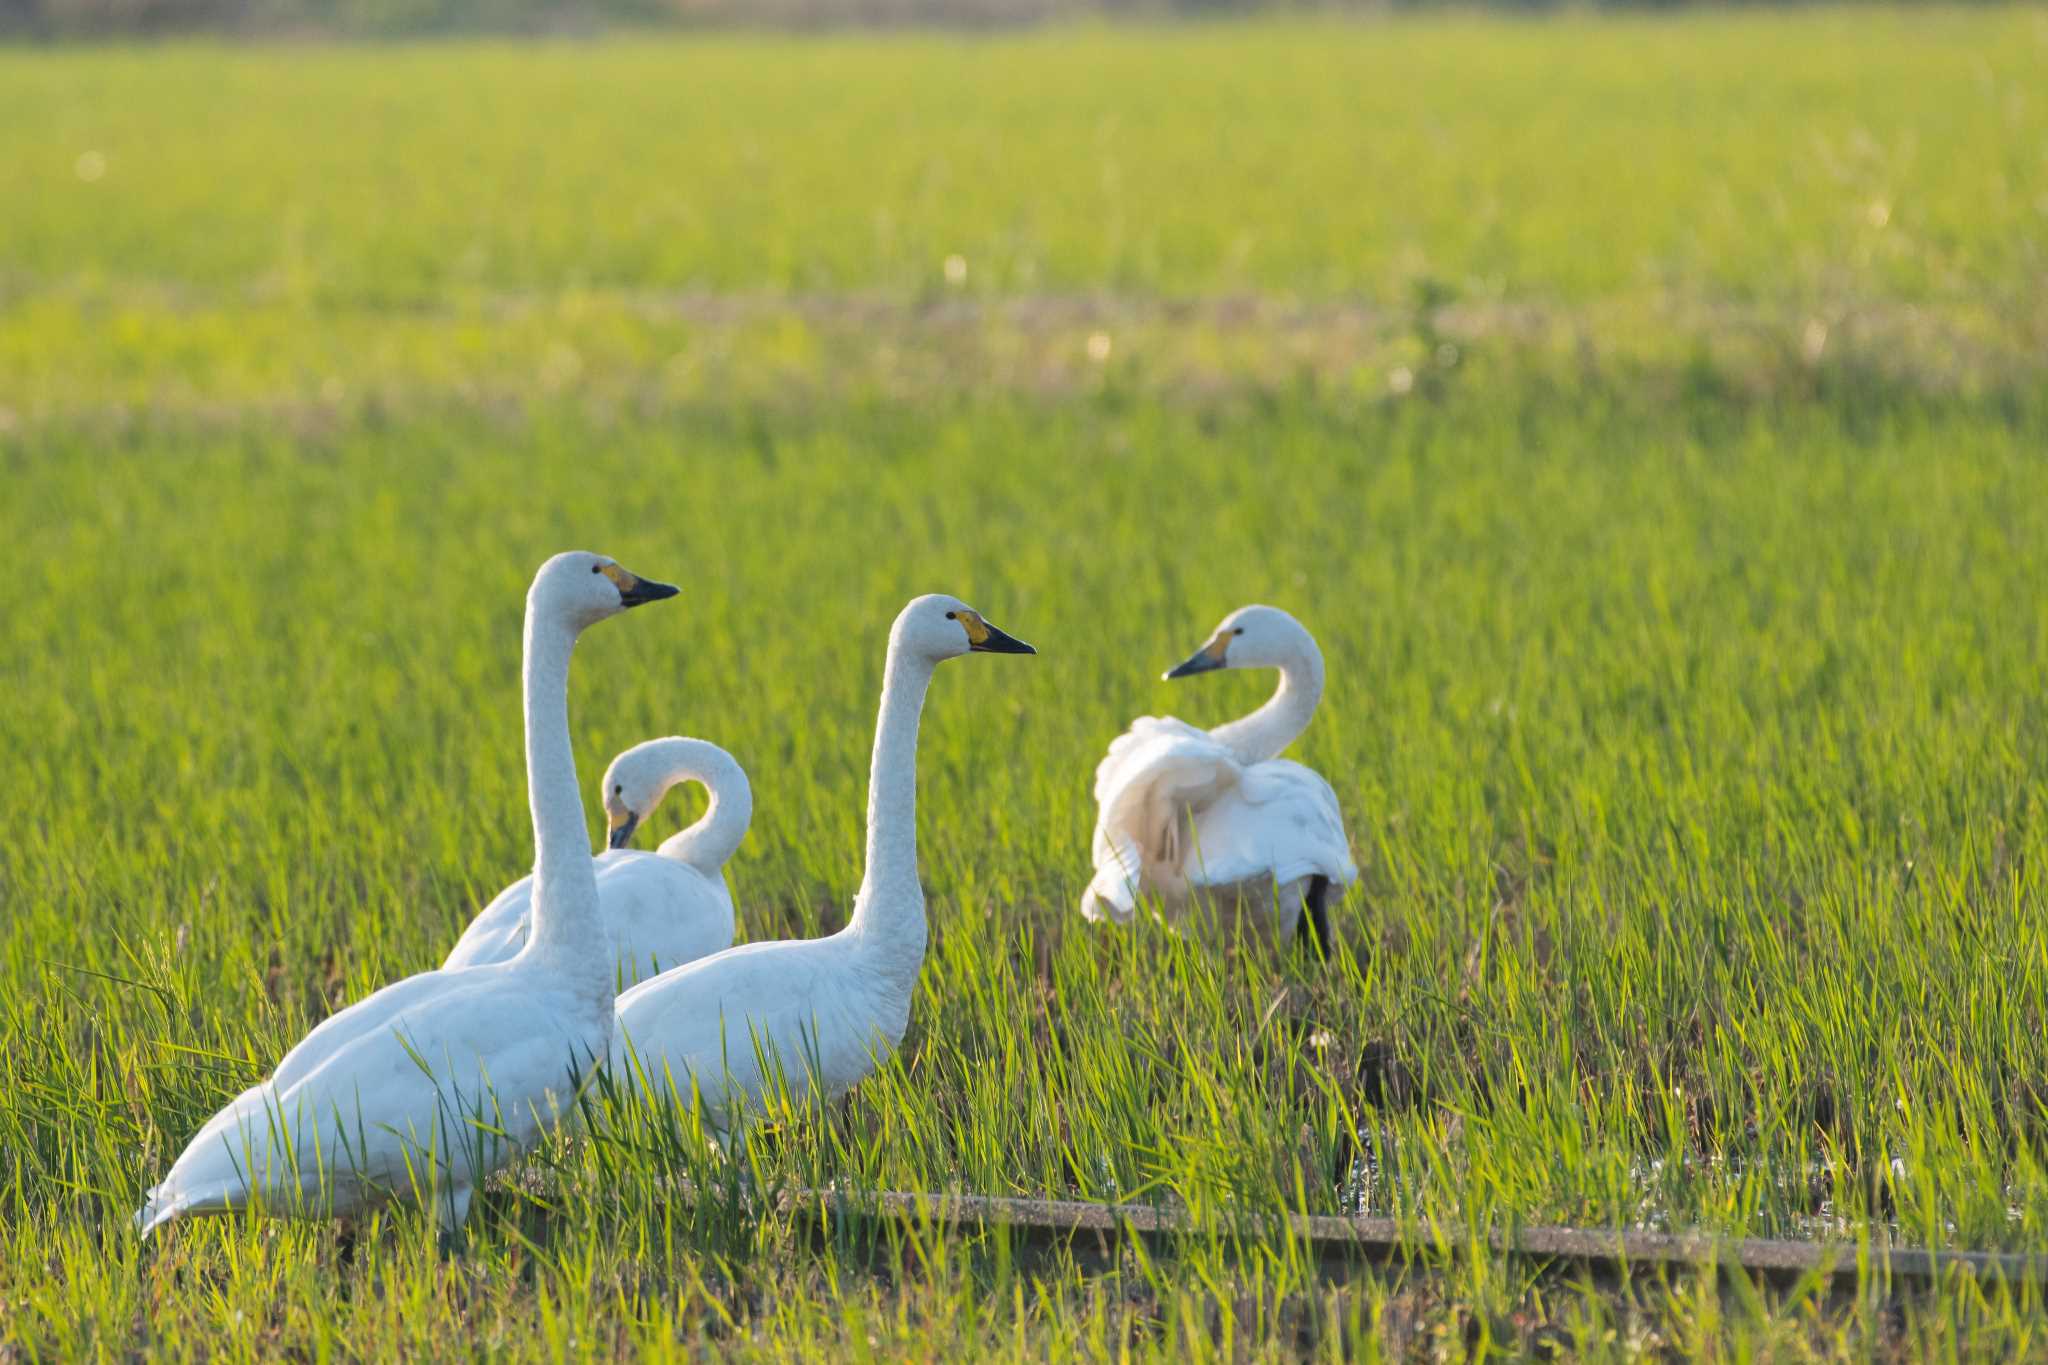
(442, 850, 736, 988)
(585, 854, 736, 988)
(441, 876, 536, 972)
(269, 965, 487, 1095)
(610, 939, 867, 1133)
(1083, 717, 1244, 922)
(140, 966, 607, 1232)
(1183, 758, 1358, 892)
(1090, 714, 1213, 804)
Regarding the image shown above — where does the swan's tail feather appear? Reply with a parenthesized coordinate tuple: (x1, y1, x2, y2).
(134, 1189, 180, 1240)
(1081, 835, 1143, 924)
(134, 1181, 242, 1240)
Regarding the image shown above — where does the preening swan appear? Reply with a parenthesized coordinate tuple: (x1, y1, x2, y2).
(1082, 605, 1356, 954)
(443, 737, 750, 988)
(608, 595, 1034, 1140)
(135, 552, 678, 1240)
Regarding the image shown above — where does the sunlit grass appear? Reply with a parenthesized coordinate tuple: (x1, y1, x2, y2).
(4, 9, 2048, 1357)
(1, 9, 2044, 425)
(7, 391, 2047, 1354)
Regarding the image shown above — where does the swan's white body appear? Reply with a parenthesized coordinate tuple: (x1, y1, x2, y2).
(443, 739, 750, 989)
(1083, 605, 1356, 941)
(134, 553, 675, 1237)
(609, 596, 1032, 1139)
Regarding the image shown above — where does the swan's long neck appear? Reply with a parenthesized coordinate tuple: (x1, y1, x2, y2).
(656, 742, 754, 876)
(1207, 639, 1325, 765)
(844, 640, 934, 989)
(521, 609, 603, 975)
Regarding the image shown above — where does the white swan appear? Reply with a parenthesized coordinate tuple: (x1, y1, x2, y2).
(135, 552, 678, 1239)
(443, 737, 750, 988)
(1082, 604, 1356, 954)
(607, 595, 1033, 1139)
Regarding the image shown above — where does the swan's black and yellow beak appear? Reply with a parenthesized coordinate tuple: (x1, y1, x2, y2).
(959, 609, 1037, 655)
(972, 623, 1036, 655)
(608, 809, 641, 850)
(600, 562, 681, 609)
(1164, 629, 1231, 680)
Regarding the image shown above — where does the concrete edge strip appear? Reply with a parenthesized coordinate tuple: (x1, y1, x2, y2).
(779, 1188, 2047, 1287)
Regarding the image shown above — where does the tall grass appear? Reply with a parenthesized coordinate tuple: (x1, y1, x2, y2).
(7, 391, 2046, 1354)
(3, 10, 2047, 1357)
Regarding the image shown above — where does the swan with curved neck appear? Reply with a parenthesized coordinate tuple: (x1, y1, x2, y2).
(1082, 604, 1356, 956)
(136, 551, 677, 1239)
(607, 594, 1034, 1138)
(602, 737, 753, 873)
(444, 736, 751, 986)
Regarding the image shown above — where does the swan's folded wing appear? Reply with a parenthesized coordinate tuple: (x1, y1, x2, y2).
(1084, 721, 1243, 920)
(273, 976, 601, 1177)
(610, 942, 843, 1114)
(1184, 758, 1358, 892)
(1091, 715, 1213, 804)
(444, 853, 730, 987)
(268, 965, 496, 1094)
(441, 877, 534, 972)
(143, 969, 502, 1228)
(590, 854, 735, 983)
(147, 972, 600, 1224)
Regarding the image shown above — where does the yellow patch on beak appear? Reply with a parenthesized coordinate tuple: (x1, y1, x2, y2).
(956, 610, 991, 646)
(599, 562, 638, 594)
(1201, 628, 1232, 663)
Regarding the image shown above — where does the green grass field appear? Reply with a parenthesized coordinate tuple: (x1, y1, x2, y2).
(5, 10, 2048, 1358)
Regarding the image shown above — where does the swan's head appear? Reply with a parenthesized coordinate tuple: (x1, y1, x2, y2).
(529, 551, 679, 630)
(601, 739, 679, 850)
(1164, 604, 1312, 679)
(893, 593, 1036, 664)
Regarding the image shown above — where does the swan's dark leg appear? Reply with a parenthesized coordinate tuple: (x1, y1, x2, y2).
(434, 1184, 473, 1258)
(335, 1220, 360, 1268)
(1297, 875, 1332, 962)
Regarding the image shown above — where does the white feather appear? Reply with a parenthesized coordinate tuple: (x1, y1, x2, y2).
(444, 739, 750, 988)
(1082, 606, 1356, 938)
(135, 552, 671, 1237)
(609, 595, 1032, 1140)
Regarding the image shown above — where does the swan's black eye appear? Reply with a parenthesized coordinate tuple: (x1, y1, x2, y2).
(613, 784, 623, 794)
(591, 564, 602, 574)
(945, 611, 956, 619)
(1234, 627, 1246, 636)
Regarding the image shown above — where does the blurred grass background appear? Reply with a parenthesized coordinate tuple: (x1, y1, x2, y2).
(2, 11, 2043, 427)
(4, 8, 2048, 1358)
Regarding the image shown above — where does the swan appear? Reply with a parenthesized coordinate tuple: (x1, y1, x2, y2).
(442, 737, 750, 988)
(607, 594, 1033, 1140)
(134, 552, 678, 1240)
(1081, 604, 1357, 955)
